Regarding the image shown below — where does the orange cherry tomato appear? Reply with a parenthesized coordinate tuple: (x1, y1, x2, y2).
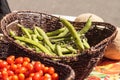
(18, 73, 25, 80)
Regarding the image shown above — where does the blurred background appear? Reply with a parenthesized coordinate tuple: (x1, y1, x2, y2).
(7, 0, 120, 27)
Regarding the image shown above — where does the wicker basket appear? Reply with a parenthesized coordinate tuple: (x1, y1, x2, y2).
(0, 40, 75, 80)
(0, 11, 117, 80)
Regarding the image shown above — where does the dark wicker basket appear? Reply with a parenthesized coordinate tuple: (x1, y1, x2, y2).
(0, 11, 117, 80)
(0, 40, 75, 80)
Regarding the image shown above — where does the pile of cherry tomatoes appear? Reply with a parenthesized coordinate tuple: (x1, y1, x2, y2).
(0, 55, 59, 80)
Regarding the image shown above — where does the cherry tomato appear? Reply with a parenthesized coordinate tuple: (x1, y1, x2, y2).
(43, 67, 49, 73)
(44, 73, 52, 80)
(26, 63, 34, 71)
(38, 70, 43, 76)
(23, 61, 29, 67)
(10, 64, 17, 71)
(24, 71, 30, 77)
(7, 70, 14, 76)
(25, 77, 32, 80)
(32, 72, 41, 80)
(18, 73, 25, 80)
(29, 73, 35, 77)
(7, 55, 15, 64)
(15, 57, 23, 64)
(16, 64, 22, 69)
(23, 57, 30, 63)
(11, 75, 18, 80)
(2, 70, 8, 79)
(0, 60, 8, 68)
(41, 64, 45, 70)
(48, 67, 55, 74)
(52, 73, 59, 80)
(34, 62, 42, 72)
(20, 67, 27, 73)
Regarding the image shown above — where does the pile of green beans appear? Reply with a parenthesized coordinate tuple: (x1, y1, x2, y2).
(9, 17, 91, 57)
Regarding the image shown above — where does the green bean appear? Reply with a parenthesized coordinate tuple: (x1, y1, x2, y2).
(9, 30, 16, 37)
(49, 28, 69, 39)
(61, 48, 70, 53)
(55, 44, 63, 56)
(60, 18, 84, 51)
(44, 44, 55, 54)
(26, 28, 33, 34)
(35, 26, 54, 52)
(47, 27, 66, 36)
(78, 16, 92, 34)
(14, 36, 53, 55)
(17, 24, 31, 39)
(66, 46, 77, 54)
(32, 35, 39, 42)
(82, 39, 90, 49)
(50, 37, 71, 43)
(31, 35, 42, 52)
(33, 28, 43, 40)
(35, 47, 41, 53)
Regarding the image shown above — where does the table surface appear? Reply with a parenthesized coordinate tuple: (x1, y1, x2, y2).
(7, 0, 120, 27)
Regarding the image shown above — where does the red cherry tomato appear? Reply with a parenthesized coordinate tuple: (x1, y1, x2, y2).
(32, 72, 41, 80)
(43, 67, 49, 73)
(41, 64, 45, 70)
(10, 64, 17, 71)
(2, 70, 8, 79)
(44, 73, 52, 80)
(7, 70, 14, 76)
(0, 60, 8, 68)
(19, 67, 27, 73)
(15, 57, 23, 64)
(48, 67, 55, 74)
(52, 73, 59, 80)
(29, 73, 35, 77)
(38, 70, 43, 76)
(16, 64, 22, 69)
(25, 77, 32, 80)
(7, 55, 15, 64)
(23, 57, 30, 63)
(26, 63, 34, 71)
(34, 62, 42, 72)
(23, 61, 29, 67)
(11, 75, 18, 80)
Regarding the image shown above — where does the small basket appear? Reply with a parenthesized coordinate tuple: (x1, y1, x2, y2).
(0, 40, 75, 80)
(0, 11, 117, 80)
